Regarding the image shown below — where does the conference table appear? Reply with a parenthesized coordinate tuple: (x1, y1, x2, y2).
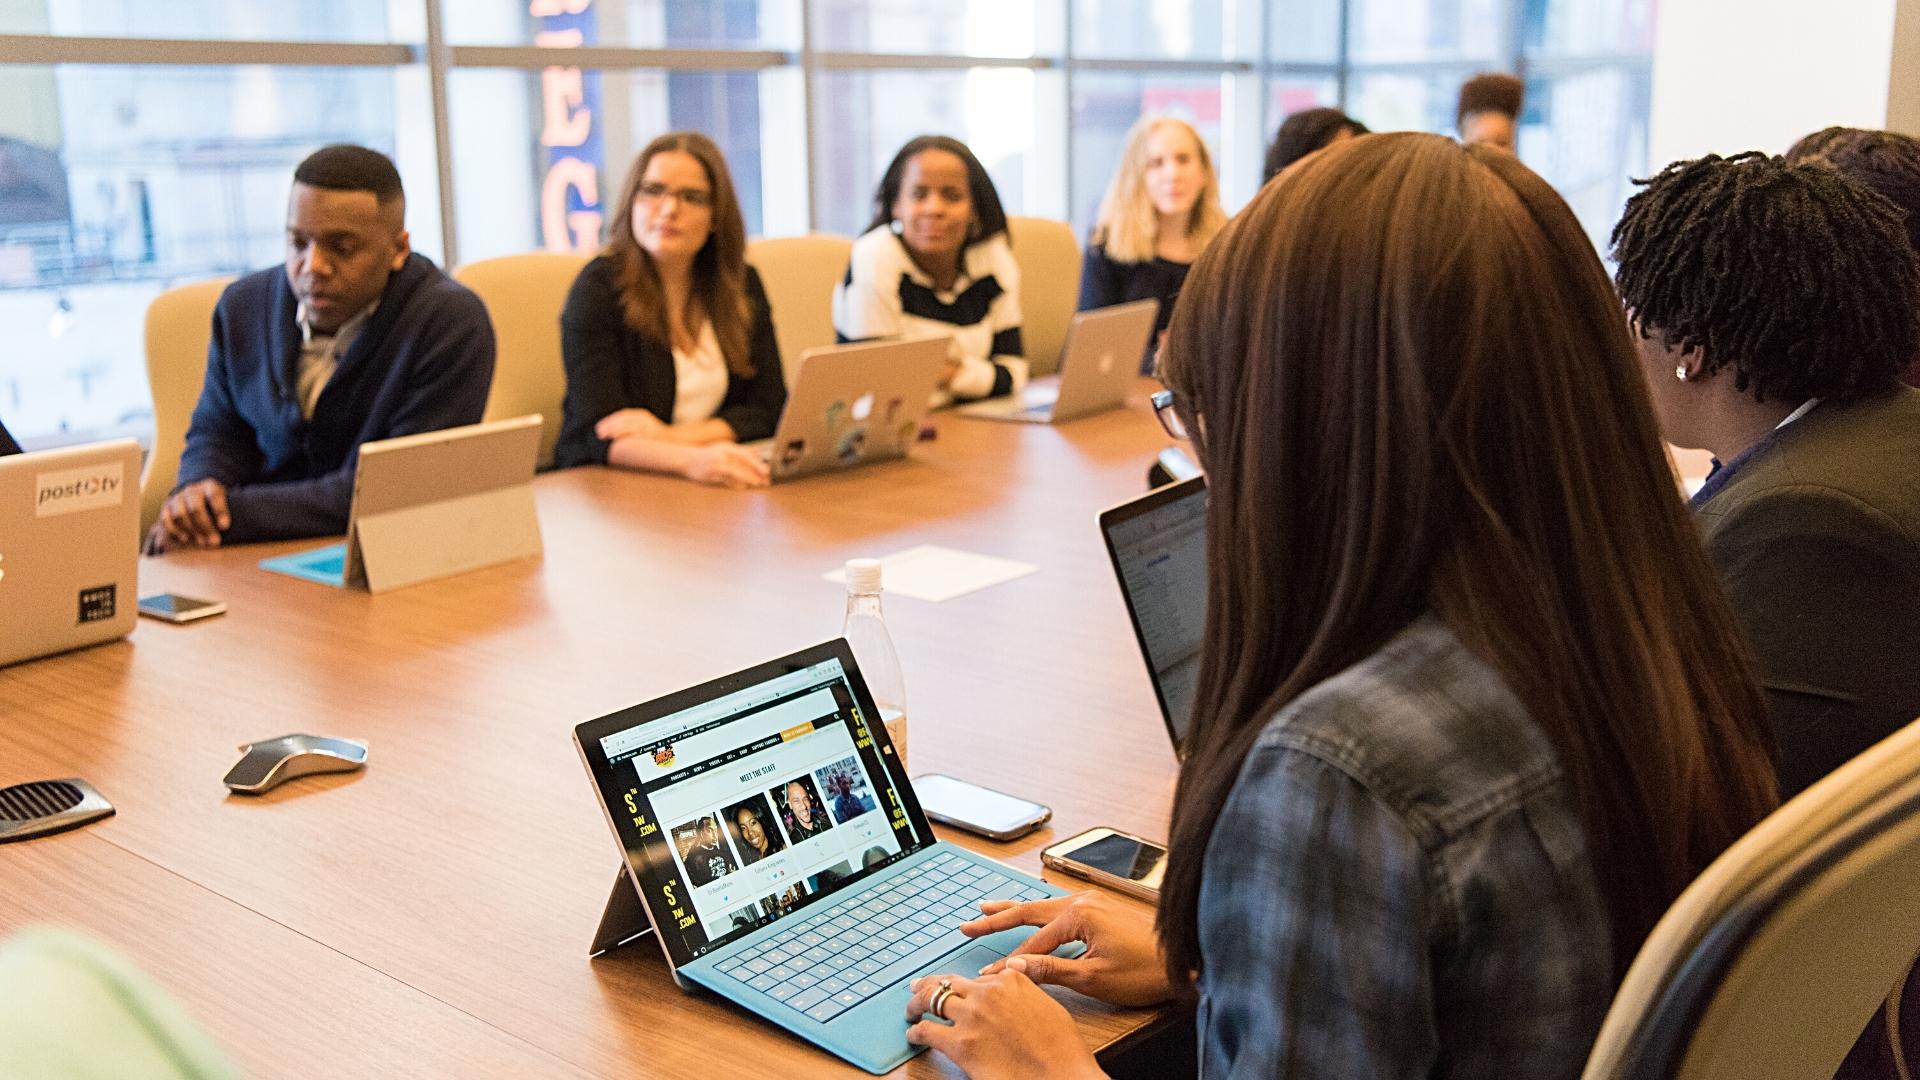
(0, 386, 1185, 1078)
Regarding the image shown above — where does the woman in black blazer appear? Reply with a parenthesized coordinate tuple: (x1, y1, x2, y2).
(555, 132, 785, 487)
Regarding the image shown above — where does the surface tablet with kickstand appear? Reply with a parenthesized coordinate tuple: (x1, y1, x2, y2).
(574, 638, 1082, 1074)
(260, 414, 543, 593)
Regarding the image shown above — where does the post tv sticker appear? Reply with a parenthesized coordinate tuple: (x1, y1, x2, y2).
(36, 461, 126, 518)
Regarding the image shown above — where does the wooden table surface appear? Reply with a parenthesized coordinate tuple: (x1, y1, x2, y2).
(0, 391, 1184, 1078)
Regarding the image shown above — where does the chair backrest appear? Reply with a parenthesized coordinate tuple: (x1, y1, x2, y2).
(142, 277, 232, 535)
(746, 233, 853, 388)
(453, 252, 591, 470)
(1582, 715, 1920, 1080)
(1005, 216, 1083, 377)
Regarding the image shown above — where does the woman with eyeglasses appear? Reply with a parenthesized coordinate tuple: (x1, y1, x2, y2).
(899, 133, 1779, 1079)
(554, 132, 786, 487)
(1079, 116, 1227, 374)
(833, 135, 1023, 406)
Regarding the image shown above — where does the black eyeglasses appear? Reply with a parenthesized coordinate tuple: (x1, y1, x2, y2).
(1151, 389, 1190, 441)
(636, 182, 713, 209)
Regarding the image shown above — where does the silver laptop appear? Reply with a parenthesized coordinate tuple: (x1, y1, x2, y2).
(0, 439, 140, 667)
(955, 298, 1158, 423)
(756, 337, 948, 483)
(1098, 475, 1207, 756)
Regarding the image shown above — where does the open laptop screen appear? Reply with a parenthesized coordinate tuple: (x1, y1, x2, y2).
(576, 642, 925, 967)
(1099, 476, 1207, 752)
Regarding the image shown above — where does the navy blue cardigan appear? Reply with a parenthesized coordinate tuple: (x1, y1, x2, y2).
(176, 253, 495, 543)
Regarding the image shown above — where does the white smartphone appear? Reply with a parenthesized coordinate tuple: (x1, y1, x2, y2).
(1041, 827, 1168, 902)
(136, 593, 227, 623)
(913, 773, 1052, 841)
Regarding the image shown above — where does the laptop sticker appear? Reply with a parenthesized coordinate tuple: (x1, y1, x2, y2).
(35, 460, 126, 518)
(76, 584, 116, 624)
(836, 427, 866, 464)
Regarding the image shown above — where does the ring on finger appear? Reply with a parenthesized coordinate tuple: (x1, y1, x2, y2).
(929, 978, 956, 1020)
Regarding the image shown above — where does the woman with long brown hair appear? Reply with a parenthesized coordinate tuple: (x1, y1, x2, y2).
(554, 132, 785, 487)
(899, 133, 1778, 1078)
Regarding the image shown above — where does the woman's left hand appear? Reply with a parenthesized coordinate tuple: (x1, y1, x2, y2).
(903, 971, 1106, 1080)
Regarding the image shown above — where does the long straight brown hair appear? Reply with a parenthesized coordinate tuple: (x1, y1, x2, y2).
(1156, 132, 1778, 987)
(605, 132, 755, 378)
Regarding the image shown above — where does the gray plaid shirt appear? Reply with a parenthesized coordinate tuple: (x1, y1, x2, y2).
(1196, 615, 1612, 1078)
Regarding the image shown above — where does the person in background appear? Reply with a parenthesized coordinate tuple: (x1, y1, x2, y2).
(833, 135, 1023, 405)
(1786, 126, 1920, 387)
(900, 133, 1777, 1079)
(1263, 106, 1369, 181)
(1078, 116, 1228, 373)
(554, 132, 785, 488)
(1613, 151, 1920, 800)
(1613, 147, 1920, 1080)
(1457, 72, 1524, 153)
(151, 144, 494, 552)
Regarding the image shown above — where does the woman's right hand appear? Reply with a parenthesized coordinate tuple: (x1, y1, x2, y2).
(959, 891, 1176, 1008)
(679, 443, 770, 489)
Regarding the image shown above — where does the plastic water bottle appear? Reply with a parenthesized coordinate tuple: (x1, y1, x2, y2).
(842, 558, 908, 769)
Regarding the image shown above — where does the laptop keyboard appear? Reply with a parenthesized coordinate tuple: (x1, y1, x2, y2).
(710, 851, 1049, 1025)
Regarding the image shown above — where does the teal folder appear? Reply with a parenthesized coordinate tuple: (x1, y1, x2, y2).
(258, 543, 348, 587)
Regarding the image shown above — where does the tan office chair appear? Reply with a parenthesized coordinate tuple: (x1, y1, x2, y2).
(141, 277, 232, 535)
(453, 252, 590, 470)
(1582, 715, 1920, 1080)
(746, 233, 852, 389)
(1005, 217, 1083, 376)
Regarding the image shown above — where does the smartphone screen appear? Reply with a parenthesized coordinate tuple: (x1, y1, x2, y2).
(914, 774, 1049, 836)
(1062, 832, 1167, 887)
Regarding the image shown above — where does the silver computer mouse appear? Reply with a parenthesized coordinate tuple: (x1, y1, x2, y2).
(224, 734, 368, 794)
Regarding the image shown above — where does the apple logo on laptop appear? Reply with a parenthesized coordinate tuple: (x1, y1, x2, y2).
(1097, 350, 1115, 376)
(852, 392, 875, 421)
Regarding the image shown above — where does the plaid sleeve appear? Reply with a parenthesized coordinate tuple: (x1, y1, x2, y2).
(1196, 738, 1440, 1080)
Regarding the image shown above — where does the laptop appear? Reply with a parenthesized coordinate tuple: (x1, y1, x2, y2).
(755, 337, 948, 483)
(260, 414, 543, 593)
(954, 298, 1158, 424)
(1097, 475, 1207, 755)
(574, 639, 1077, 1074)
(0, 439, 140, 667)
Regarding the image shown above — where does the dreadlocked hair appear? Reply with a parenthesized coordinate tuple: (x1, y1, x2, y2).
(1611, 151, 1920, 406)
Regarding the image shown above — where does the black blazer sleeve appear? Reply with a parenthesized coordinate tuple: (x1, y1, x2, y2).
(0, 414, 20, 455)
(715, 267, 787, 442)
(1077, 242, 1124, 312)
(1707, 483, 1920, 797)
(555, 259, 634, 469)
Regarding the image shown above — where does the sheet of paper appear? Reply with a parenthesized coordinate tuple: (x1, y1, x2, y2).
(823, 545, 1037, 603)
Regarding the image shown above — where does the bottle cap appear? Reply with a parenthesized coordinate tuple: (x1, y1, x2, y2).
(844, 558, 882, 594)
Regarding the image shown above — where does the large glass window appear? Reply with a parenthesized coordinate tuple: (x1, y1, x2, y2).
(812, 67, 1063, 237)
(0, 63, 427, 447)
(449, 67, 778, 263)
(0, 0, 1657, 450)
(445, 0, 795, 49)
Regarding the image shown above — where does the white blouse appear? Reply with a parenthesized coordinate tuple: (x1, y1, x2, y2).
(671, 320, 728, 426)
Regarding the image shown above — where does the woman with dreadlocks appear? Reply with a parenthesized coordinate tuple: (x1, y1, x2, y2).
(1612, 151, 1920, 802)
(1616, 150, 1920, 1080)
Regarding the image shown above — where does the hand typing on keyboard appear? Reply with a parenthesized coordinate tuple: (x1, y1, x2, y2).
(710, 851, 1052, 1026)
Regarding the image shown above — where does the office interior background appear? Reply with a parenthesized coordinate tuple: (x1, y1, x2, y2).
(0, 0, 1907, 455)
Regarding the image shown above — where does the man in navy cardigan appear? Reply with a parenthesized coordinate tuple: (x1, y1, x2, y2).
(147, 145, 494, 552)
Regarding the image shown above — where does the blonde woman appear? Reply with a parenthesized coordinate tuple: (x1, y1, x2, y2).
(1077, 116, 1227, 372)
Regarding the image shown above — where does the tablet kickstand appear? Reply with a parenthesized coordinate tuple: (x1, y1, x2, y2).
(588, 865, 656, 957)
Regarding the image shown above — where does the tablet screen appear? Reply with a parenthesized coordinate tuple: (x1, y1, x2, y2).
(578, 644, 926, 966)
